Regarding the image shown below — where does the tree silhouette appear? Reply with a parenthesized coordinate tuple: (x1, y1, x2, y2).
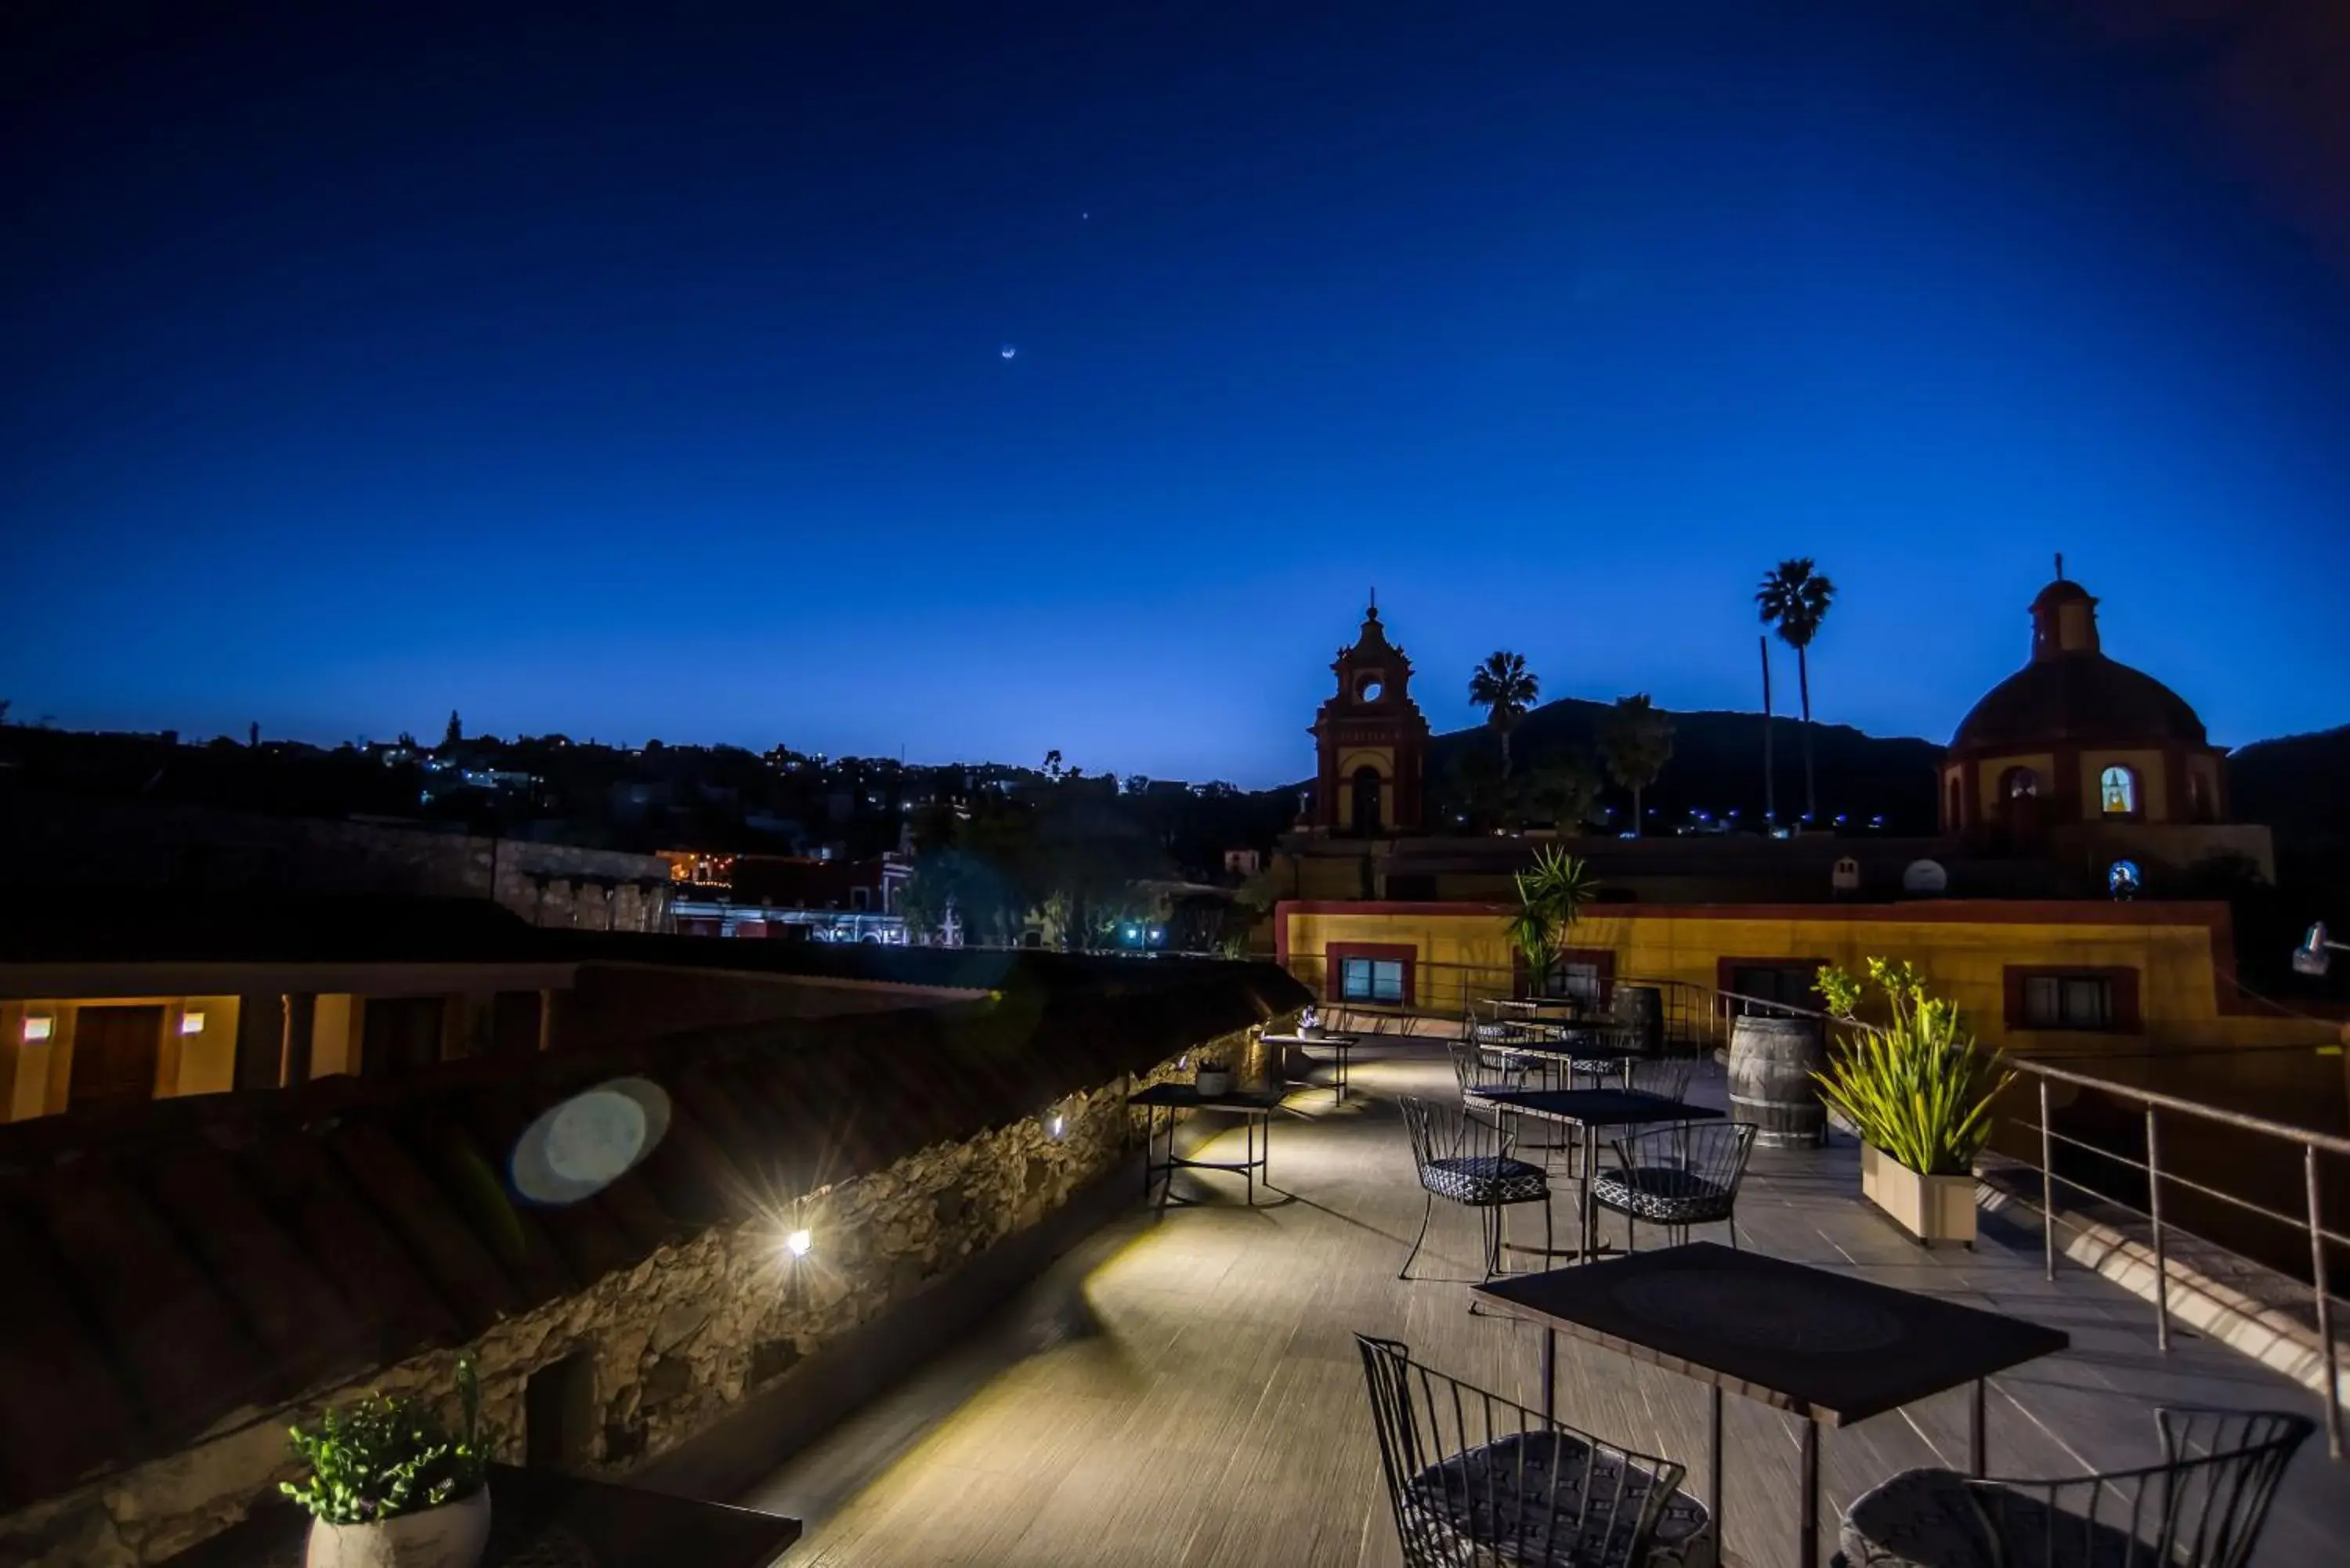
(1599, 694, 1676, 836)
(1518, 750, 1602, 835)
(1756, 558, 1837, 824)
(1467, 651, 1539, 776)
(443, 710, 464, 750)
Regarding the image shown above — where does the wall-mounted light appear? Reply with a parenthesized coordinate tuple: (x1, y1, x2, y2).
(1048, 1113, 1066, 1140)
(22, 1016, 53, 1043)
(785, 1228, 813, 1259)
(179, 1010, 207, 1035)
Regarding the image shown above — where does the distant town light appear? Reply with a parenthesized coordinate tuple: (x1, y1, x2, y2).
(785, 1228, 814, 1258)
(179, 1010, 206, 1035)
(22, 1015, 52, 1043)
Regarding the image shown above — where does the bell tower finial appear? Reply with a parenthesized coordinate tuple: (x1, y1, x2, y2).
(1368, 585, 1377, 616)
(2055, 551, 2064, 582)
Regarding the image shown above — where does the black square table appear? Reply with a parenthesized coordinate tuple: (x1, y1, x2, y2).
(1468, 1087, 1721, 1261)
(1128, 1082, 1287, 1208)
(1474, 1241, 2070, 1568)
(1258, 1031, 1360, 1102)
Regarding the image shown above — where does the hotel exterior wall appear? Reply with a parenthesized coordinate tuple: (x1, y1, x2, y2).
(1278, 901, 2319, 1057)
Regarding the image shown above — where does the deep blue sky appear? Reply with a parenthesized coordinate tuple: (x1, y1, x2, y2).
(5, 2, 2348, 785)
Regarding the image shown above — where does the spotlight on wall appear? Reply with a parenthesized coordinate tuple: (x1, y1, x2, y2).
(179, 1010, 207, 1035)
(22, 1015, 53, 1043)
(785, 1228, 814, 1259)
(1048, 1112, 1067, 1140)
(2294, 922, 2345, 978)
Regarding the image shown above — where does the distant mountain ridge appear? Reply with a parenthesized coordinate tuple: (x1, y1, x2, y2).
(1430, 696, 1946, 832)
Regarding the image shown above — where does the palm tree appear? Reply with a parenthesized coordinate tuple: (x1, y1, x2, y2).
(1467, 652, 1540, 776)
(1598, 694, 1675, 836)
(1756, 558, 1837, 826)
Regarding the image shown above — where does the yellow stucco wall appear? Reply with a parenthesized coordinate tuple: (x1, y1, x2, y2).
(1282, 901, 2319, 1057)
(0, 995, 244, 1120)
(312, 993, 360, 1077)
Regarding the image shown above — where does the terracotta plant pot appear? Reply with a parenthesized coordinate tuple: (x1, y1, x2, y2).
(1860, 1144, 1977, 1248)
(306, 1486, 491, 1568)
(1193, 1069, 1232, 1097)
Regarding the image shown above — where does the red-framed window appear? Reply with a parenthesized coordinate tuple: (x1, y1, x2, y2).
(1327, 942, 1416, 1006)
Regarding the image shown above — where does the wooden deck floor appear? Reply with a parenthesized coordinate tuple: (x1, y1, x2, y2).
(743, 1046, 2348, 1567)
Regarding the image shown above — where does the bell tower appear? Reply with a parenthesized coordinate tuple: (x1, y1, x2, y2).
(1309, 600, 1430, 834)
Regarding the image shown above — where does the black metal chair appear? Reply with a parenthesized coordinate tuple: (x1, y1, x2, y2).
(1399, 1095, 1553, 1284)
(1590, 1122, 1758, 1252)
(1625, 1058, 1694, 1102)
(1836, 1405, 2312, 1568)
(1449, 1033, 1525, 1103)
(1357, 1334, 1716, 1568)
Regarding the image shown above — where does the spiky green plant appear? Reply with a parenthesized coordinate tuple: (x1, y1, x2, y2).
(281, 1353, 496, 1525)
(1506, 847, 1597, 992)
(1810, 958, 2012, 1176)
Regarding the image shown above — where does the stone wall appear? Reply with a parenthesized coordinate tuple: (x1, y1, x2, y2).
(0, 1028, 1250, 1567)
(0, 794, 672, 932)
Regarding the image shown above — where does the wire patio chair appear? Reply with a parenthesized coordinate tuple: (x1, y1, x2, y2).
(1398, 1095, 1554, 1285)
(1358, 1334, 1716, 1568)
(1837, 1405, 2313, 1568)
(1589, 1122, 1758, 1253)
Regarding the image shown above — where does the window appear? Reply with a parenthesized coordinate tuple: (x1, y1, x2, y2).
(2023, 975, 2110, 1028)
(2099, 765, 2138, 817)
(1339, 957, 1405, 1003)
(1719, 960, 1829, 1016)
(2007, 966, 2139, 1032)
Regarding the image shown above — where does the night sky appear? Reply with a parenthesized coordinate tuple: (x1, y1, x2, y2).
(5, 2, 2348, 785)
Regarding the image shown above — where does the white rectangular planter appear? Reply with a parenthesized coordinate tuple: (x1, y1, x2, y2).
(1860, 1143, 1978, 1247)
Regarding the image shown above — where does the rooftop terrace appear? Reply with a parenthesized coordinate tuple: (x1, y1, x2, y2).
(747, 1043, 2348, 1567)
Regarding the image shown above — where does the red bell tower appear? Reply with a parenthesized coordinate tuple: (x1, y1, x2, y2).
(1309, 602, 1430, 835)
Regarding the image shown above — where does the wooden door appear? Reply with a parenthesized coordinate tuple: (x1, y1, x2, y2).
(68, 1006, 164, 1110)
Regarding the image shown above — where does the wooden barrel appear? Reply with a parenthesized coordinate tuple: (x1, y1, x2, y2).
(1727, 1014, 1827, 1147)
(1614, 985, 1664, 1056)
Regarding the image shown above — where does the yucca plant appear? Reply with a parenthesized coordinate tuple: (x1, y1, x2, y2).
(1811, 958, 2012, 1176)
(281, 1353, 496, 1525)
(1506, 847, 1596, 987)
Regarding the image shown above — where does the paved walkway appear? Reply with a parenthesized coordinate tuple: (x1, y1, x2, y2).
(745, 1046, 2348, 1566)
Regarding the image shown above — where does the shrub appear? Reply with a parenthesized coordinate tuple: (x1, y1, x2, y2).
(1812, 959, 2012, 1177)
(280, 1354, 496, 1525)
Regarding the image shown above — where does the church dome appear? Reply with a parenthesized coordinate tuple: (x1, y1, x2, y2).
(1950, 573, 2207, 753)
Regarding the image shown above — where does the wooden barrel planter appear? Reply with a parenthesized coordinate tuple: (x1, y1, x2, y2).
(1727, 1014, 1827, 1148)
(1614, 985, 1664, 1056)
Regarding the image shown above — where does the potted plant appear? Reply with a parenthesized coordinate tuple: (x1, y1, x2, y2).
(282, 1353, 497, 1568)
(1505, 847, 1597, 1003)
(1813, 959, 2013, 1247)
(1193, 1049, 1233, 1097)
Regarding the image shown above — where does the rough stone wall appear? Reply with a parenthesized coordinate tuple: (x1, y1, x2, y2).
(0, 795, 671, 933)
(1, 1031, 1245, 1567)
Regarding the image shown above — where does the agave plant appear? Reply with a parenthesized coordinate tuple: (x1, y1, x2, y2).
(1811, 958, 2012, 1176)
(281, 1353, 496, 1526)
